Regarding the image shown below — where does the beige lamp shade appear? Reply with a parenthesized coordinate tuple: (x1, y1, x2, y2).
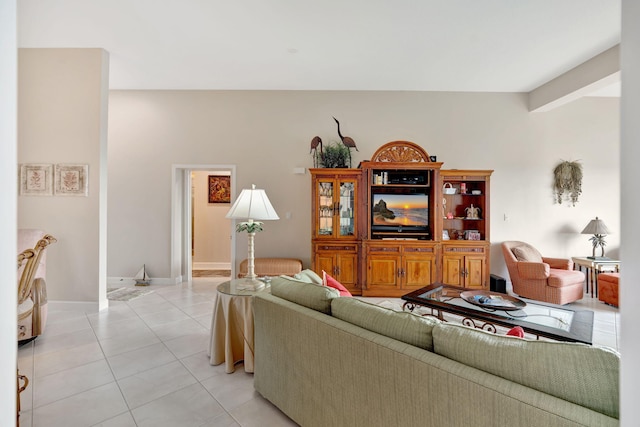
(580, 217, 611, 235)
(581, 217, 611, 259)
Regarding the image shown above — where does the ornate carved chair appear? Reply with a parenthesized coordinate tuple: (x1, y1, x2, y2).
(501, 241, 585, 305)
(17, 230, 56, 343)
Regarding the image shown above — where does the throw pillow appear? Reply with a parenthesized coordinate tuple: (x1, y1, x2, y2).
(512, 245, 543, 263)
(293, 269, 323, 285)
(322, 270, 352, 297)
(270, 276, 339, 314)
(506, 326, 525, 338)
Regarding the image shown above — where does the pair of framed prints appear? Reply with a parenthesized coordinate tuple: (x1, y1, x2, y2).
(19, 164, 88, 197)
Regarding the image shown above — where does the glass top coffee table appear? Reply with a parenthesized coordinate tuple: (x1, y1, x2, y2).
(401, 283, 593, 344)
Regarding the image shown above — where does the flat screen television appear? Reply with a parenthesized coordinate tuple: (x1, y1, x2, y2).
(371, 192, 430, 237)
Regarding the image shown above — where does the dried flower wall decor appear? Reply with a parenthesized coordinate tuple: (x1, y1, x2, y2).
(553, 160, 582, 206)
(55, 164, 89, 196)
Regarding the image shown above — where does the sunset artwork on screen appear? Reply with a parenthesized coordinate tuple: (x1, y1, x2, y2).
(372, 193, 429, 227)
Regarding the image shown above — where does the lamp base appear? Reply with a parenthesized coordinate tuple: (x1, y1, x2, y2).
(229, 278, 266, 292)
(587, 256, 611, 260)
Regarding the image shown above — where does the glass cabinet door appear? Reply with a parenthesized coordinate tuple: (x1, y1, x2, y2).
(317, 181, 334, 236)
(338, 180, 355, 237)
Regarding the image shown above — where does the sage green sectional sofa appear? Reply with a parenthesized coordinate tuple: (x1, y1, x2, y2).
(253, 275, 619, 427)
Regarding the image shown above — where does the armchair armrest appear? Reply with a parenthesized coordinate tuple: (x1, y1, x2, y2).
(542, 257, 572, 270)
(516, 262, 550, 279)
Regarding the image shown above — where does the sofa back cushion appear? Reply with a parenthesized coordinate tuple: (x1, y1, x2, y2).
(331, 297, 439, 351)
(432, 323, 620, 418)
(270, 276, 339, 314)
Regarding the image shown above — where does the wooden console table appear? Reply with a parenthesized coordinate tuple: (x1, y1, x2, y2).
(572, 257, 620, 297)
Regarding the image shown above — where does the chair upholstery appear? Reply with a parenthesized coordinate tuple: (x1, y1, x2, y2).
(17, 229, 56, 342)
(501, 241, 585, 305)
(598, 273, 619, 307)
(238, 257, 303, 278)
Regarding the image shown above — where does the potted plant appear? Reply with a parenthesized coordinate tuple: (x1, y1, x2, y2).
(316, 142, 350, 168)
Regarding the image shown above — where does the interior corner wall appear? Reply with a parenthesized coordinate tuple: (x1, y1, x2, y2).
(1, 1, 18, 424)
(192, 171, 231, 269)
(18, 48, 108, 303)
(107, 91, 619, 282)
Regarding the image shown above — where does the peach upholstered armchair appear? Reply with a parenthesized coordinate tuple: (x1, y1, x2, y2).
(17, 230, 56, 343)
(501, 241, 585, 305)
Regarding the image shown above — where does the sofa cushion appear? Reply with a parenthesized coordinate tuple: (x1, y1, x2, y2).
(322, 271, 352, 297)
(294, 269, 323, 285)
(270, 276, 339, 314)
(512, 245, 543, 263)
(432, 323, 620, 418)
(331, 297, 439, 351)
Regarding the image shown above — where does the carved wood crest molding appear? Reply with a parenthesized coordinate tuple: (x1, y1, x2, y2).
(370, 141, 430, 163)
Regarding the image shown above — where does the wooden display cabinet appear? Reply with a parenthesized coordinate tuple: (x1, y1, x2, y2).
(310, 144, 493, 296)
(440, 170, 493, 290)
(310, 169, 362, 295)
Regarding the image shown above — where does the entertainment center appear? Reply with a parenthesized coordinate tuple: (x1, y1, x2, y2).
(311, 140, 492, 297)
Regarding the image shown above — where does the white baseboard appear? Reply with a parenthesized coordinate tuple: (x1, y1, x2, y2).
(193, 262, 231, 270)
(49, 300, 100, 313)
(108, 276, 184, 286)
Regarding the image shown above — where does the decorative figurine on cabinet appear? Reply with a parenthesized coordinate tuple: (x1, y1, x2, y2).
(465, 204, 481, 219)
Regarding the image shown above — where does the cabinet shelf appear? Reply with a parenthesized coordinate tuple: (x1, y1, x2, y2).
(371, 184, 430, 188)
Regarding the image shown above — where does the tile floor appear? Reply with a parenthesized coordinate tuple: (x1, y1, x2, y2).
(17, 278, 620, 427)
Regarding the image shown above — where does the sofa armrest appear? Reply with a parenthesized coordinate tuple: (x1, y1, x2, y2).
(542, 257, 572, 270)
(516, 262, 550, 279)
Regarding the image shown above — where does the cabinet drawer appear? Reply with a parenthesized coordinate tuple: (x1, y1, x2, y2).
(315, 243, 358, 253)
(368, 246, 401, 254)
(443, 246, 486, 255)
(404, 246, 435, 254)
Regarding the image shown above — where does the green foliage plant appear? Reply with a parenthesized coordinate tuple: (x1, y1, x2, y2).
(316, 142, 350, 168)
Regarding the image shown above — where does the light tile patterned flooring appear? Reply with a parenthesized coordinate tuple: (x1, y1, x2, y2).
(17, 278, 619, 427)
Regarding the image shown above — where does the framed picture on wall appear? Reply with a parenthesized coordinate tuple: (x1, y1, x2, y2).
(19, 164, 53, 196)
(208, 175, 231, 203)
(55, 164, 89, 196)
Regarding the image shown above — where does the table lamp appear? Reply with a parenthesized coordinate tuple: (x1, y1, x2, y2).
(581, 216, 611, 260)
(226, 184, 279, 291)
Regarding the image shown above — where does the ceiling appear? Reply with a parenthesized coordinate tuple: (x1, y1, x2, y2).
(17, 0, 621, 94)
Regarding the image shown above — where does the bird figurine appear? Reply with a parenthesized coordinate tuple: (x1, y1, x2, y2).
(333, 117, 358, 151)
(310, 136, 323, 167)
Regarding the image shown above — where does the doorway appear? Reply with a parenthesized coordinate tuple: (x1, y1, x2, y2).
(171, 164, 237, 284)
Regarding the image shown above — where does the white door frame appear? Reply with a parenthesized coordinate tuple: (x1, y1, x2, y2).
(171, 164, 237, 284)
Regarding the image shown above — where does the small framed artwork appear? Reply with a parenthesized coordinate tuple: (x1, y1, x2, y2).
(466, 230, 481, 241)
(20, 164, 53, 196)
(55, 164, 89, 196)
(429, 155, 437, 162)
(208, 175, 231, 203)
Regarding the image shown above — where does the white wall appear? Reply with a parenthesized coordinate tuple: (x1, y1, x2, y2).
(192, 170, 231, 269)
(620, 1, 640, 424)
(18, 48, 109, 304)
(1, 1, 18, 424)
(107, 90, 619, 282)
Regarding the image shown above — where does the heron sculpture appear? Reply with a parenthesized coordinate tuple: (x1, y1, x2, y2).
(333, 117, 358, 151)
(310, 136, 323, 167)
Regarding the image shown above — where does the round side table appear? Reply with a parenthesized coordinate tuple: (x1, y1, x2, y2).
(207, 280, 269, 373)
